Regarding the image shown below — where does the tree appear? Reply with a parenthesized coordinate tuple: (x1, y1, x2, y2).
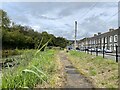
(1, 9, 69, 50)
(54, 37, 67, 48)
(0, 9, 10, 29)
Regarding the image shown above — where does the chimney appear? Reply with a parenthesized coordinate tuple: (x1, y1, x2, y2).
(98, 32, 101, 35)
(94, 34, 97, 37)
(109, 28, 114, 32)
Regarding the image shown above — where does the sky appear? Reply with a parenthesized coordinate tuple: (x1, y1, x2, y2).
(1, 1, 119, 40)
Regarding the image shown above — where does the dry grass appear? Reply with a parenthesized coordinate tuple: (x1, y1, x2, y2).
(67, 51, 118, 88)
(48, 53, 65, 88)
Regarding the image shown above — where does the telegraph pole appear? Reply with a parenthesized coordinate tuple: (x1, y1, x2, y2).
(74, 21, 77, 50)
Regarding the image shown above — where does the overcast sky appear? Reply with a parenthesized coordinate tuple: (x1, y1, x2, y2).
(1, 2, 119, 40)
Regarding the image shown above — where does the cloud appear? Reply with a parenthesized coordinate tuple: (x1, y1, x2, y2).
(80, 16, 107, 33)
(2, 2, 118, 40)
(39, 15, 59, 20)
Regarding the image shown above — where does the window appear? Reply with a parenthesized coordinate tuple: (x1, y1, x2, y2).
(102, 38, 104, 43)
(96, 39, 98, 44)
(110, 44, 113, 51)
(99, 39, 101, 43)
(94, 40, 96, 44)
(114, 43, 118, 50)
(92, 40, 94, 44)
(110, 36, 113, 42)
(101, 44, 104, 49)
(114, 35, 118, 42)
(90, 40, 91, 44)
(95, 39, 96, 44)
(105, 44, 107, 49)
(105, 37, 107, 43)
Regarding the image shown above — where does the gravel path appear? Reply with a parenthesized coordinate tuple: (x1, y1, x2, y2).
(58, 51, 94, 88)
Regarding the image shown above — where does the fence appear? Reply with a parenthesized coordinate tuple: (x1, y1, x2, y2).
(83, 45, 120, 63)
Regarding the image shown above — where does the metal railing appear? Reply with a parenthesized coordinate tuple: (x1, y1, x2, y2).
(82, 45, 120, 62)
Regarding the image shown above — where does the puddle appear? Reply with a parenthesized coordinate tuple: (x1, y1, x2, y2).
(65, 65, 74, 69)
(66, 69, 80, 74)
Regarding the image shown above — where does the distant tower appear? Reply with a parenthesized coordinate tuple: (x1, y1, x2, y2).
(74, 21, 77, 50)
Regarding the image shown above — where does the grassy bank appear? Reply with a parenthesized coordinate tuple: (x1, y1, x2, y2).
(67, 51, 118, 88)
(2, 49, 22, 58)
(2, 49, 63, 88)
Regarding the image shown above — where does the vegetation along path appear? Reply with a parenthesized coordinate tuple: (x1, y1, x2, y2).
(58, 51, 94, 88)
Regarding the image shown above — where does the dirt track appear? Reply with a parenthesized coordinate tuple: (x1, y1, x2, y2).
(58, 51, 94, 88)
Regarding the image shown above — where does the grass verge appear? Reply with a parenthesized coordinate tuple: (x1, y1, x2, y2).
(67, 51, 118, 88)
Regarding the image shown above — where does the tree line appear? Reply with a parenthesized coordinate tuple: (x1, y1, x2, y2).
(0, 9, 69, 50)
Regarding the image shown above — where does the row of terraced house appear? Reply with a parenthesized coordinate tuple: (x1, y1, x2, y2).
(78, 28, 120, 53)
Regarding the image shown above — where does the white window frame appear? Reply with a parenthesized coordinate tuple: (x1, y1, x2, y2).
(114, 43, 118, 50)
(110, 36, 113, 42)
(114, 35, 118, 42)
(102, 38, 104, 43)
(105, 37, 107, 43)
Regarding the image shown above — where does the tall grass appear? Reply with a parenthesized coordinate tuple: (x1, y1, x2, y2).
(2, 39, 58, 88)
(2, 49, 57, 88)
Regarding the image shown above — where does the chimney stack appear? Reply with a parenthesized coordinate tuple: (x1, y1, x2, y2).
(94, 34, 97, 37)
(109, 28, 114, 32)
(98, 32, 101, 35)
